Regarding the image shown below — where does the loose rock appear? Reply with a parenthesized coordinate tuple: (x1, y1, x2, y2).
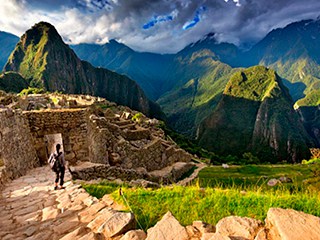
(266, 208, 320, 240)
(146, 211, 189, 240)
(216, 216, 263, 240)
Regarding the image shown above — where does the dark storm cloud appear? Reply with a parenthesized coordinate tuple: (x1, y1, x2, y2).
(0, 0, 320, 53)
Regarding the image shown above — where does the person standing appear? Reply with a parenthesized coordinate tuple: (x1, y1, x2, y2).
(49, 143, 66, 190)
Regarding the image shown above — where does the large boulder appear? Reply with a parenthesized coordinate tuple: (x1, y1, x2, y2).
(87, 208, 136, 237)
(266, 208, 320, 240)
(216, 216, 263, 240)
(97, 211, 136, 238)
(146, 211, 189, 240)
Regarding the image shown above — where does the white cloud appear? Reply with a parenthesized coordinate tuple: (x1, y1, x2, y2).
(0, 0, 320, 53)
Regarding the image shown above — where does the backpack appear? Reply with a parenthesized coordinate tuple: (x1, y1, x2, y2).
(48, 152, 62, 172)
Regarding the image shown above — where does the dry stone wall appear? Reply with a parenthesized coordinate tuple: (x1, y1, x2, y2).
(88, 113, 191, 172)
(0, 108, 39, 187)
(23, 109, 89, 165)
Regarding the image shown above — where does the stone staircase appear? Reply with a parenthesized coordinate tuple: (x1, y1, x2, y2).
(0, 167, 137, 240)
(1, 166, 320, 240)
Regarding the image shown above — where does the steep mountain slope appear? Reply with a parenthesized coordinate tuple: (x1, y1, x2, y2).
(0, 71, 28, 93)
(71, 41, 173, 100)
(0, 31, 19, 70)
(158, 49, 238, 137)
(244, 19, 320, 101)
(198, 66, 311, 163)
(4, 22, 163, 118)
(295, 90, 320, 147)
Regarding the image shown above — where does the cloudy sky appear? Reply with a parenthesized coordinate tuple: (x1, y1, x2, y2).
(1, 0, 320, 53)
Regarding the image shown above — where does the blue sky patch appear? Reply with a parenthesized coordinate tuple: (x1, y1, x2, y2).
(143, 14, 175, 29)
(183, 6, 206, 30)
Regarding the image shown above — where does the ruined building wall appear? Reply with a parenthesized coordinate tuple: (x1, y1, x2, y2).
(23, 109, 89, 165)
(0, 109, 39, 187)
(87, 114, 192, 171)
(87, 115, 111, 164)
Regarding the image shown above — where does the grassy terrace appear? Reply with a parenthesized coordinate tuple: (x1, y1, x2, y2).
(83, 164, 320, 231)
(197, 164, 318, 189)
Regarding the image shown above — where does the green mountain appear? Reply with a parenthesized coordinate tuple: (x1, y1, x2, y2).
(0, 31, 19, 70)
(0, 71, 28, 93)
(71, 34, 241, 137)
(198, 66, 311, 163)
(4, 22, 163, 119)
(157, 48, 238, 137)
(244, 19, 320, 101)
(71, 41, 173, 100)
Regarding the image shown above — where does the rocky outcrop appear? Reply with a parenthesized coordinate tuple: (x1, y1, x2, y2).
(265, 208, 320, 240)
(146, 211, 189, 240)
(198, 66, 312, 163)
(4, 22, 163, 119)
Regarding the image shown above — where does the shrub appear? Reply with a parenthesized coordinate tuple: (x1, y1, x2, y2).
(18, 87, 45, 96)
(132, 113, 143, 123)
(302, 158, 320, 165)
(242, 152, 260, 164)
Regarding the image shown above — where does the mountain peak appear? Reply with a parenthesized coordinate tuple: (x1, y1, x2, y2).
(4, 22, 163, 119)
(24, 21, 62, 43)
(224, 66, 281, 102)
(33, 21, 55, 29)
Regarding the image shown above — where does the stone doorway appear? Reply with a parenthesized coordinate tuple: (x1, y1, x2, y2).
(44, 133, 64, 162)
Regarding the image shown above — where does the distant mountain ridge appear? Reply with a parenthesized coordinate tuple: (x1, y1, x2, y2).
(68, 19, 320, 142)
(243, 18, 320, 101)
(0, 31, 19, 70)
(71, 41, 173, 100)
(3, 22, 163, 119)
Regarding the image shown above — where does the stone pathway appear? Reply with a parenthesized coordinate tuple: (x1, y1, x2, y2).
(0, 166, 125, 240)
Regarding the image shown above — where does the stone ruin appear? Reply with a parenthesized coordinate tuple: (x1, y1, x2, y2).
(0, 92, 193, 188)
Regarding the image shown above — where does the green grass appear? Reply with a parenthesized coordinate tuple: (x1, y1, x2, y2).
(197, 164, 318, 189)
(82, 164, 320, 231)
(83, 181, 128, 199)
(83, 183, 320, 231)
